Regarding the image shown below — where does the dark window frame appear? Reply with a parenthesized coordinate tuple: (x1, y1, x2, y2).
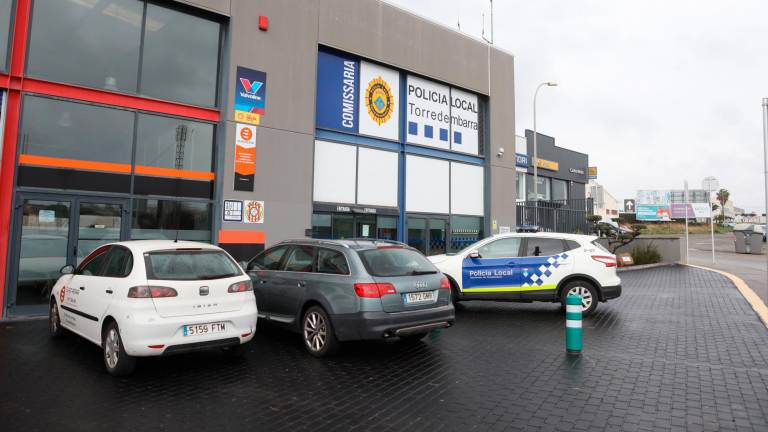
(101, 245, 134, 278)
(315, 247, 351, 276)
(0, 0, 14, 73)
(281, 245, 316, 273)
(521, 237, 568, 257)
(478, 237, 523, 259)
(247, 245, 291, 272)
(76, 244, 111, 276)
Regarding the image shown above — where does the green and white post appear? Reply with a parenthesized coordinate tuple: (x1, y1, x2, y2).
(565, 294, 583, 355)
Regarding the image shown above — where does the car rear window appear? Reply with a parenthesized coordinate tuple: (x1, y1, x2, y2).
(591, 240, 611, 254)
(358, 247, 438, 277)
(145, 249, 242, 280)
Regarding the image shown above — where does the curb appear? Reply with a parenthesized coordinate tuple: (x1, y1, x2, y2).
(617, 262, 678, 272)
(686, 264, 768, 329)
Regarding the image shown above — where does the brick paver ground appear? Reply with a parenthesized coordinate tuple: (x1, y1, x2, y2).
(1, 266, 768, 431)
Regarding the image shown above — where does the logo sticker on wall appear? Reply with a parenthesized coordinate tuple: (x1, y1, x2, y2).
(234, 66, 267, 125)
(234, 123, 256, 192)
(365, 77, 394, 126)
(223, 200, 243, 222)
(244, 200, 265, 224)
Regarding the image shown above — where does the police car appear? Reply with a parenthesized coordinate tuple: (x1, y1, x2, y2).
(428, 232, 621, 315)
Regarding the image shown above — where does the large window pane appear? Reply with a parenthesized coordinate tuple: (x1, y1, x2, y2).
(141, 3, 220, 107)
(311, 213, 332, 239)
(20, 96, 134, 164)
(131, 199, 211, 241)
(552, 179, 568, 201)
(135, 114, 214, 172)
(27, 0, 142, 92)
(449, 215, 483, 253)
(0, 0, 12, 71)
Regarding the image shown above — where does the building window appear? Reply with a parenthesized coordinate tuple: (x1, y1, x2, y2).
(26, 0, 221, 107)
(516, 171, 526, 202)
(527, 175, 551, 201)
(449, 215, 483, 252)
(552, 179, 568, 201)
(131, 199, 211, 241)
(135, 114, 214, 173)
(0, 0, 12, 71)
(19, 96, 134, 165)
(140, 3, 221, 107)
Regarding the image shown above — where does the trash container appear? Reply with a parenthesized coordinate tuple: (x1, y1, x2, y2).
(734, 224, 765, 254)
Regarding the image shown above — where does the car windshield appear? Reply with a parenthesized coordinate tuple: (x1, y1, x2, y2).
(145, 249, 242, 280)
(358, 247, 438, 277)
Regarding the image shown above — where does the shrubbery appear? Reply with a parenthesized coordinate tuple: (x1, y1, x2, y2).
(631, 242, 662, 265)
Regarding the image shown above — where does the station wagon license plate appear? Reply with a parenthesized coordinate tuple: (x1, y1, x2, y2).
(404, 290, 436, 305)
(183, 322, 226, 337)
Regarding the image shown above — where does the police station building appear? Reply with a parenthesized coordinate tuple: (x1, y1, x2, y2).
(0, 0, 517, 318)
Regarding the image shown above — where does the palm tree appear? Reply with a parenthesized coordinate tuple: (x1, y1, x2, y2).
(716, 188, 730, 222)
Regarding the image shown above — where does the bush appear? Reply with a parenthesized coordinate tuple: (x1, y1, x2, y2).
(631, 242, 662, 265)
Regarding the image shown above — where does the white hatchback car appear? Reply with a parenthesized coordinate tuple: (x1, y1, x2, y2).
(49, 240, 258, 376)
(428, 232, 621, 315)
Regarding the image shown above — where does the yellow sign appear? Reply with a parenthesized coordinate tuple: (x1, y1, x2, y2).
(588, 166, 598, 178)
(535, 158, 559, 171)
(364, 77, 394, 126)
(235, 111, 261, 125)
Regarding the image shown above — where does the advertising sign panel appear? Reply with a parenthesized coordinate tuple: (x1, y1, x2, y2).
(637, 204, 671, 221)
(670, 203, 711, 219)
(406, 75, 451, 150)
(535, 158, 559, 171)
(243, 200, 265, 224)
(588, 167, 597, 179)
(636, 190, 671, 205)
(234, 66, 267, 125)
(234, 124, 256, 191)
(515, 153, 529, 168)
(316, 51, 358, 133)
(359, 61, 400, 140)
(450, 87, 479, 155)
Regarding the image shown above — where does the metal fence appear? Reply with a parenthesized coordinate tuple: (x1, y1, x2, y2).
(516, 198, 594, 234)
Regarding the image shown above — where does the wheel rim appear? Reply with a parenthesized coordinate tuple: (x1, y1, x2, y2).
(50, 303, 58, 333)
(568, 286, 593, 311)
(104, 328, 120, 369)
(303, 312, 327, 352)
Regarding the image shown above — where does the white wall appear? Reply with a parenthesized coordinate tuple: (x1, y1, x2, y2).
(450, 162, 484, 215)
(313, 140, 356, 204)
(357, 147, 398, 207)
(406, 155, 449, 213)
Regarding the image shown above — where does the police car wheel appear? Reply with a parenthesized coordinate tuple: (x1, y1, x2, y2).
(49, 299, 64, 339)
(561, 281, 598, 316)
(102, 321, 136, 376)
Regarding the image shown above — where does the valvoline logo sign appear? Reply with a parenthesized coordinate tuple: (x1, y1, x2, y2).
(235, 66, 267, 125)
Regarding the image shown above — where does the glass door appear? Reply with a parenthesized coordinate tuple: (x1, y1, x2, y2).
(9, 194, 128, 316)
(428, 218, 447, 255)
(355, 215, 376, 239)
(407, 216, 448, 256)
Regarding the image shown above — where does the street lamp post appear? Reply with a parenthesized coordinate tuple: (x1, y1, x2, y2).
(702, 176, 719, 265)
(532, 82, 557, 203)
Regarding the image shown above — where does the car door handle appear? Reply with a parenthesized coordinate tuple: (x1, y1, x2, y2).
(105, 289, 113, 294)
(79, 286, 85, 291)
(297, 281, 306, 288)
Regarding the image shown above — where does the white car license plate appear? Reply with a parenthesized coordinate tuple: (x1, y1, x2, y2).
(404, 291, 436, 304)
(183, 322, 226, 337)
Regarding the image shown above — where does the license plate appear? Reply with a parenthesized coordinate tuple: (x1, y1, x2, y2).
(183, 322, 226, 337)
(404, 291, 436, 304)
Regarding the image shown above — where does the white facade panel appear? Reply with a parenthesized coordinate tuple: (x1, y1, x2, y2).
(406, 155, 449, 214)
(406, 75, 451, 150)
(450, 87, 479, 155)
(358, 61, 400, 140)
(450, 162, 484, 216)
(357, 147, 398, 207)
(313, 140, 356, 204)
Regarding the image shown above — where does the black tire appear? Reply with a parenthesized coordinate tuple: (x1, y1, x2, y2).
(49, 299, 65, 339)
(448, 279, 462, 307)
(560, 281, 599, 317)
(302, 306, 339, 357)
(102, 321, 136, 376)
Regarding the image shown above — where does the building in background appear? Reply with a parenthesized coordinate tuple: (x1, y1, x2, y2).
(0, 0, 518, 318)
(515, 135, 528, 202)
(523, 130, 589, 201)
(587, 180, 619, 222)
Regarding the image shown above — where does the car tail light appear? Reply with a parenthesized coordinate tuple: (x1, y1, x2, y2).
(127, 286, 178, 298)
(354, 283, 397, 298)
(440, 276, 451, 290)
(228, 280, 253, 293)
(591, 255, 617, 267)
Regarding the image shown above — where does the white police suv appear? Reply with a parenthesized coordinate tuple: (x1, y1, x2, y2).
(428, 232, 621, 316)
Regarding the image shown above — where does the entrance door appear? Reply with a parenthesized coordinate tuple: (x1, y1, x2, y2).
(9, 194, 128, 316)
(407, 216, 448, 256)
(355, 215, 376, 239)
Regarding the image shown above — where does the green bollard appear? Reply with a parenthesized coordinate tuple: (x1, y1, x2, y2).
(565, 294, 582, 355)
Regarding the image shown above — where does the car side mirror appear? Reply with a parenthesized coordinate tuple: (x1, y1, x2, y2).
(468, 249, 481, 259)
(60, 265, 74, 275)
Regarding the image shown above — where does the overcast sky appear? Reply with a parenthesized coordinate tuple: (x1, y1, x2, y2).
(385, 0, 768, 212)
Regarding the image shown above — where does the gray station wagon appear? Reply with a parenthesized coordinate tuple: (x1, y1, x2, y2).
(243, 239, 455, 357)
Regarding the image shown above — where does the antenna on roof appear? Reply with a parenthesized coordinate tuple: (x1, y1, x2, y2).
(457, 17, 461, 31)
(481, 1, 494, 45)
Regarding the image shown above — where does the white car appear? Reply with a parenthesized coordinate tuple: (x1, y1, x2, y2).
(49, 240, 258, 376)
(428, 232, 621, 315)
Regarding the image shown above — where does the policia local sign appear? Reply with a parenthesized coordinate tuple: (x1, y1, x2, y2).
(316, 50, 480, 156)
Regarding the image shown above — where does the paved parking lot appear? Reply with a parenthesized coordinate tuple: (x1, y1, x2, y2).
(2, 266, 768, 431)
